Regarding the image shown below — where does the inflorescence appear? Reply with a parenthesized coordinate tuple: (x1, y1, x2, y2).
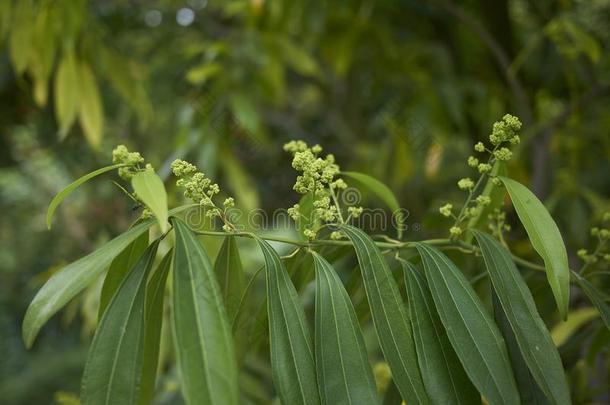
(439, 114, 522, 239)
(284, 140, 363, 240)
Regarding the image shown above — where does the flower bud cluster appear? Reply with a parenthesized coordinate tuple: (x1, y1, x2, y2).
(112, 145, 145, 180)
(578, 212, 610, 266)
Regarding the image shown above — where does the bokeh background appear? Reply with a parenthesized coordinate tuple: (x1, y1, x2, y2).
(1, 0, 609, 404)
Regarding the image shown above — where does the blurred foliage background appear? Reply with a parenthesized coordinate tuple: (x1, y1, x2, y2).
(1, 0, 609, 404)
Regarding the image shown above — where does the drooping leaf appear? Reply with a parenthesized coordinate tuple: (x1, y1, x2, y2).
(499, 176, 570, 319)
(341, 172, 405, 237)
(9, 0, 33, 75)
(415, 243, 519, 405)
(312, 251, 378, 404)
(171, 218, 239, 405)
(251, 234, 320, 405)
(339, 225, 430, 404)
(473, 231, 570, 404)
(46, 163, 127, 229)
(24, 205, 194, 348)
(492, 290, 549, 405)
(402, 261, 479, 405)
(572, 272, 610, 330)
(78, 61, 104, 148)
(214, 236, 245, 319)
(54, 47, 79, 138)
(81, 239, 160, 405)
(132, 169, 169, 233)
(98, 227, 149, 318)
(139, 249, 172, 405)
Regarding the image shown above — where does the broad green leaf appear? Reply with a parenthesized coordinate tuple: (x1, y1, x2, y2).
(54, 47, 79, 138)
(98, 227, 149, 318)
(312, 251, 378, 404)
(473, 231, 570, 404)
(551, 308, 598, 347)
(499, 176, 570, 319)
(46, 163, 127, 229)
(81, 239, 160, 405)
(251, 234, 320, 405)
(214, 236, 244, 319)
(402, 261, 479, 405)
(78, 61, 104, 148)
(24, 220, 151, 348)
(415, 243, 519, 405)
(492, 291, 549, 405)
(171, 218, 239, 405)
(24, 205, 194, 348)
(132, 169, 169, 233)
(572, 273, 610, 330)
(339, 225, 430, 404)
(341, 172, 404, 238)
(139, 249, 172, 405)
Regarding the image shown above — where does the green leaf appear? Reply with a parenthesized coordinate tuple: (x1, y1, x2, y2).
(415, 243, 519, 405)
(339, 225, 430, 404)
(473, 230, 570, 404)
(139, 249, 172, 405)
(251, 234, 320, 405)
(491, 290, 549, 405)
(572, 273, 610, 331)
(312, 251, 378, 404)
(214, 236, 245, 319)
(132, 169, 169, 233)
(46, 163, 126, 229)
(24, 220, 151, 348)
(341, 172, 404, 238)
(402, 261, 479, 405)
(171, 218, 239, 405)
(81, 239, 160, 405)
(24, 205, 195, 348)
(98, 227, 149, 318)
(54, 47, 79, 138)
(9, 0, 33, 75)
(551, 308, 598, 347)
(499, 176, 570, 319)
(78, 61, 104, 148)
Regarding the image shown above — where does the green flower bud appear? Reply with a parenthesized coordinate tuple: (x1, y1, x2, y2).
(439, 203, 453, 217)
(467, 156, 479, 167)
(449, 226, 462, 237)
(493, 147, 513, 161)
(458, 178, 475, 190)
(474, 142, 485, 152)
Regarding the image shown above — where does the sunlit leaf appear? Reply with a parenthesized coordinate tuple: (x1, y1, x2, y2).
(499, 176, 570, 320)
(415, 243, 519, 405)
(171, 218, 239, 405)
(473, 230, 570, 404)
(46, 163, 127, 229)
(81, 239, 160, 405)
(132, 169, 169, 233)
(139, 249, 172, 405)
(312, 251, 377, 404)
(214, 236, 244, 319)
(339, 225, 430, 404)
(78, 61, 104, 148)
(251, 234, 320, 405)
(402, 261, 479, 405)
(55, 47, 79, 138)
(8, 0, 33, 75)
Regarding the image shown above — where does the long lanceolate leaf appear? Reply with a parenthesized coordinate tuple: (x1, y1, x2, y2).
(214, 236, 245, 319)
(402, 261, 479, 405)
(98, 227, 149, 318)
(312, 251, 378, 404)
(339, 225, 430, 404)
(23, 205, 196, 348)
(171, 218, 239, 405)
(23, 219, 151, 348)
(81, 239, 160, 405)
(251, 235, 320, 405)
(415, 243, 519, 405)
(46, 163, 126, 229)
(499, 176, 570, 320)
(139, 249, 172, 405)
(572, 272, 610, 331)
(473, 231, 570, 404)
